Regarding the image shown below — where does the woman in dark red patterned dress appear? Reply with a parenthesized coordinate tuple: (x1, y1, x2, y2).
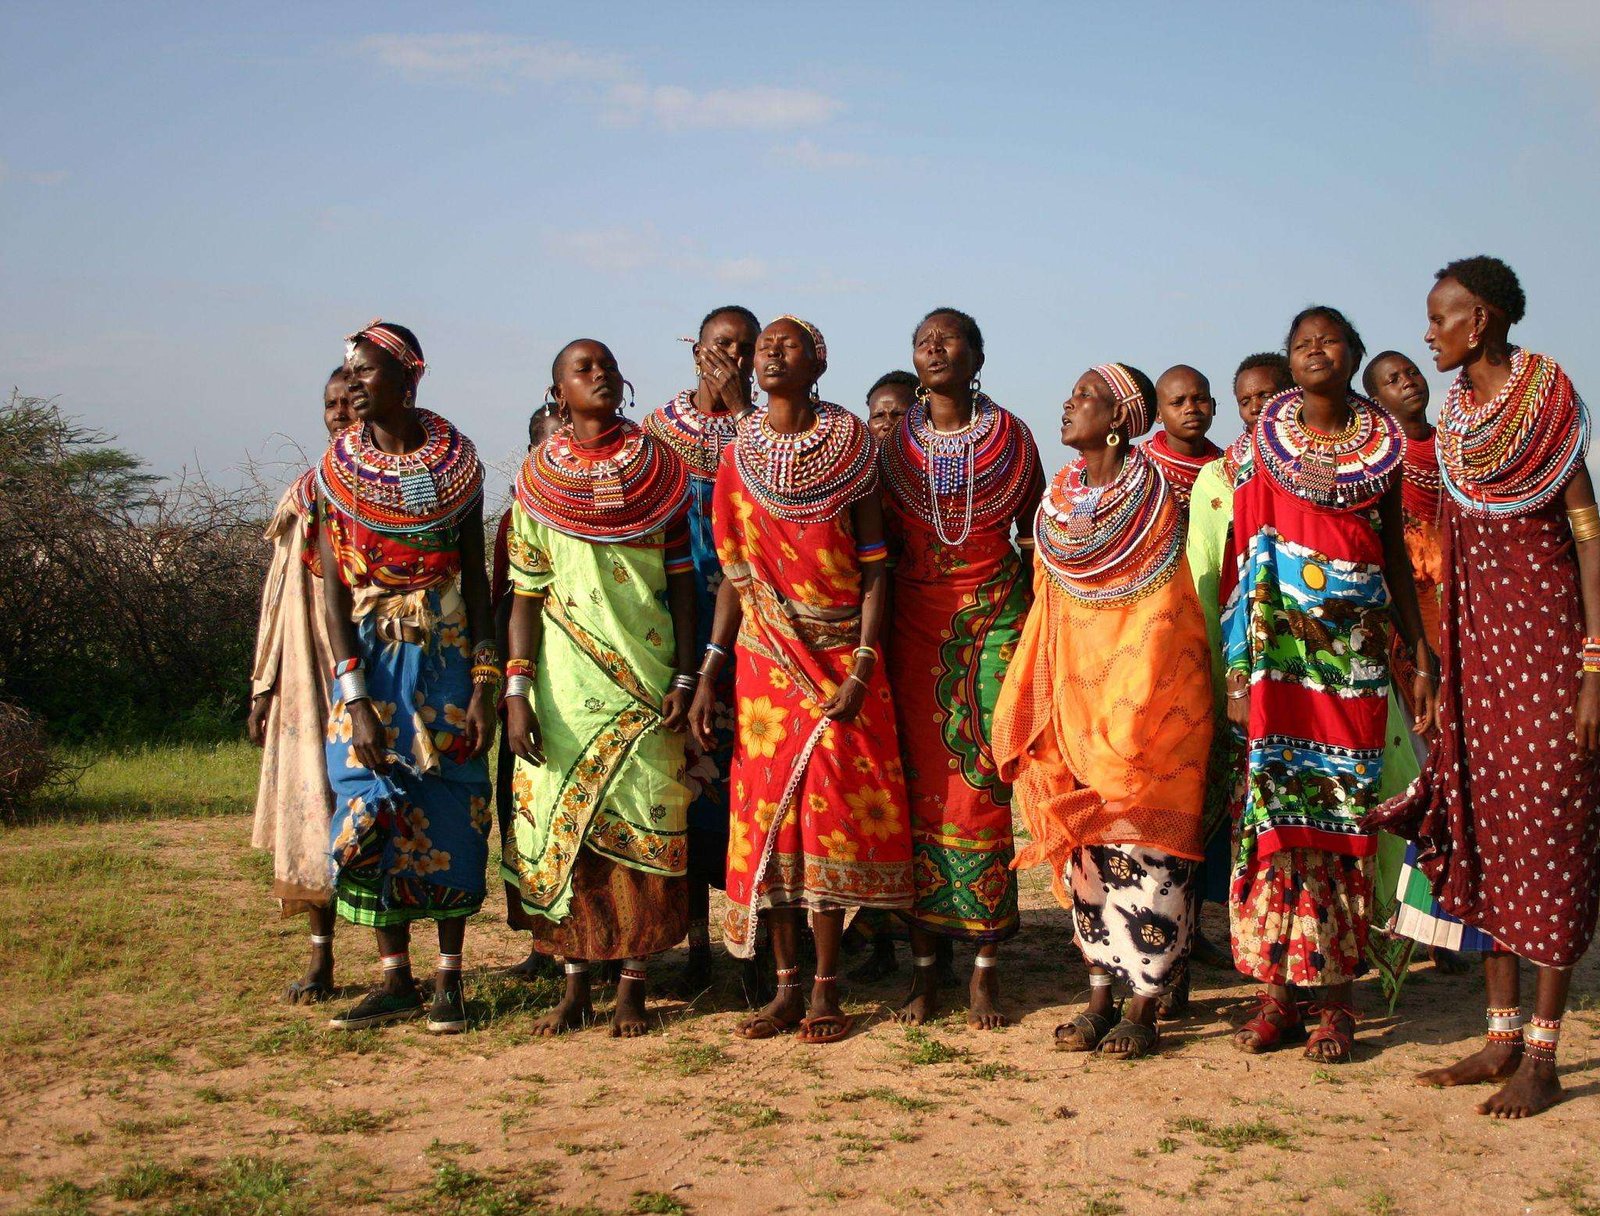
(1372, 256, 1600, 1118)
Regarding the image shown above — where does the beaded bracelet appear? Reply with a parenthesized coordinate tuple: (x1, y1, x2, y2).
(471, 640, 501, 667)
(470, 664, 505, 687)
(852, 645, 879, 664)
(855, 540, 888, 564)
(506, 658, 536, 679)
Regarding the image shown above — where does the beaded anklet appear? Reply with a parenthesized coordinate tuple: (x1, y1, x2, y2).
(1485, 1006, 1523, 1045)
(1525, 1015, 1561, 1063)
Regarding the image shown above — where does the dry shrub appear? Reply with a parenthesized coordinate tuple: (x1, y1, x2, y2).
(0, 699, 81, 817)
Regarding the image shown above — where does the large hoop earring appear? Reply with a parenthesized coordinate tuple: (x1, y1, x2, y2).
(970, 375, 982, 396)
(1106, 431, 1121, 447)
(622, 379, 636, 413)
(915, 384, 931, 405)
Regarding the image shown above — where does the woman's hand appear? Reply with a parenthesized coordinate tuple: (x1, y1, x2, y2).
(1225, 675, 1250, 732)
(662, 686, 690, 733)
(247, 692, 272, 747)
(1577, 673, 1600, 757)
(1411, 644, 1441, 736)
(349, 699, 390, 771)
(688, 682, 717, 751)
(505, 694, 545, 765)
(700, 345, 748, 414)
(822, 675, 869, 723)
(463, 685, 497, 760)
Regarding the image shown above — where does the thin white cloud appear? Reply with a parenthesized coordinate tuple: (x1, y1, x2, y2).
(357, 33, 843, 132)
(1422, 1, 1600, 88)
(543, 223, 770, 285)
(0, 157, 68, 186)
(766, 138, 877, 172)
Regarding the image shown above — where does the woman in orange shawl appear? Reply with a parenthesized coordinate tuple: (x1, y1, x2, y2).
(691, 316, 913, 1045)
(993, 362, 1211, 1059)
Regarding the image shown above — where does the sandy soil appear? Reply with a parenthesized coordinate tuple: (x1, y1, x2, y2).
(3, 815, 1598, 1215)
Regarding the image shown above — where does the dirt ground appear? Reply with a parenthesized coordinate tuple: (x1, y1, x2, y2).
(3, 813, 1599, 1216)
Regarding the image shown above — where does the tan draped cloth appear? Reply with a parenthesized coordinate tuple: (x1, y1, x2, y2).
(249, 481, 336, 912)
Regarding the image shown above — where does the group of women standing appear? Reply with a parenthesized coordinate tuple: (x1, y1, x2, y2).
(248, 254, 1599, 1118)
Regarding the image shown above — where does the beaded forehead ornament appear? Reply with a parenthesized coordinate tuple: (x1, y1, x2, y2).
(882, 393, 1041, 546)
(345, 318, 426, 384)
(733, 401, 877, 524)
(1438, 349, 1589, 518)
(515, 418, 688, 543)
(1254, 389, 1403, 511)
(319, 408, 483, 534)
(1035, 444, 1181, 606)
(1090, 363, 1152, 438)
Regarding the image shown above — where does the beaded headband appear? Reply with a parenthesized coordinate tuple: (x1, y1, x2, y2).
(1091, 363, 1151, 438)
(773, 315, 827, 373)
(346, 318, 426, 384)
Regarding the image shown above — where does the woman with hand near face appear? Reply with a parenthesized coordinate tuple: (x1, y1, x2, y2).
(880, 308, 1042, 1030)
(1223, 307, 1437, 1065)
(504, 340, 696, 1038)
(692, 316, 912, 1045)
(993, 363, 1211, 1059)
(1371, 257, 1600, 1118)
(316, 322, 496, 1036)
(644, 305, 761, 994)
(248, 367, 358, 1005)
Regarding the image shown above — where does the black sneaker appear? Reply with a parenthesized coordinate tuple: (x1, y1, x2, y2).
(327, 987, 424, 1031)
(426, 986, 467, 1034)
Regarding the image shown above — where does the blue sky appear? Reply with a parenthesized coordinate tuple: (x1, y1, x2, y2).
(4, 0, 1600, 485)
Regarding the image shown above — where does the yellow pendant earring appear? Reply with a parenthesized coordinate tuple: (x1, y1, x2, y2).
(1107, 431, 1121, 447)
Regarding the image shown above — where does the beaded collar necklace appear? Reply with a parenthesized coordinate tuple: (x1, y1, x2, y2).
(290, 466, 319, 515)
(1400, 431, 1443, 525)
(1438, 349, 1589, 518)
(1035, 445, 1182, 606)
(1143, 431, 1222, 507)
(733, 401, 878, 524)
(644, 390, 750, 480)
(882, 393, 1039, 546)
(1254, 389, 1402, 511)
(1221, 433, 1253, 488)
(318, 408, 483, 536)
(516, 418, 688, 543)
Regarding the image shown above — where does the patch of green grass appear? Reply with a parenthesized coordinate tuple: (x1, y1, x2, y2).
(1082, 1194, 1124, 1216)
(409, 1160, 558, 1216)
(111, 1161, 193, 1200)
(1365, 1189, 1401, 1216)
(712, 1099, 781, 1129)
(659, 1040, 728, 1076)
(1528, 1168, 1600, 1216)
(557, 1138, 624, 1156)
(468, 971, 564, 1029)
(628, 1192, 690, 1215)
(970, 1061, 1023, 1082)
(901, 1026, 966, 1065)
(35, 741, 260, 824)
(1168, 1115, 1294, 1152)
(291, 1106, 388, 1135)
(252, 1018, 384, 1059)
(836, 1087, 936, 1112)
(111, 1112, 192, 1138)
(26, 1180, 96, 1216)
(194, 1085, 232, 1104)
(1155, 1137, 1179, 1154)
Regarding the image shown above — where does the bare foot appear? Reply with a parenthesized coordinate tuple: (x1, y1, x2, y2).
(504, 946, 557, 982)
(530, 991, 593, 1036)
(284, 941, 335, 1004)
(1479, 1057, 1562, 1118)
(967, 966, 1007, 1030)
(807, 977, 845, 1025)
(736, 986, 806, 1038)
(892, 964, 938, 1025)
(1416, 1041, 1522, 1087)
(610, 975, 650, 1038)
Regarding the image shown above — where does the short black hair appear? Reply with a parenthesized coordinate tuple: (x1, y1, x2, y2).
(1360, 350, 1413, 398)
(1234, 352, 1293, 390)
(529, 402, 561, 445)
(550, 338, 611, 384)
(327, 364, 350, 382)
(1436, 255, 1526, 325)
(1286, 305, 1366, 372)
(699, 305, 760, 339)
(916, 307, 984, 361)
(867, 370, 919, 404)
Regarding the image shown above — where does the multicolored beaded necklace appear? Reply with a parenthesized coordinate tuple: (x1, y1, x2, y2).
(1221, 432, 1253, 488)
(732, 401, 877, 525)
(1142, 430, 1222, 509)
(1438, 349, 1589, 518)
(318, 408, 483, 536)
(1254, 389, 1403, 511)
(882, 393, 1040, 546)
(290, 466, 319, 516)
(643, 390, 749, 481)
(1035, 445, 1182, 606)
(1400, 430, 1444, 525)
(515, 418, 688, 543)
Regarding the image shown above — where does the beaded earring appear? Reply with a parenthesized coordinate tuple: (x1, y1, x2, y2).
(970, 375, 982, 396)
(622, 379, 636, 413)
(915, 384, 931, 405)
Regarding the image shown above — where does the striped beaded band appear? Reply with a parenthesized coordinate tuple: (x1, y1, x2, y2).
(346, 319, 426, 383)
(644, 390, 746, 480)
(665, 552, 695, 575)
(855, 540, 887, 563)
(1091, 363, 1153, 439)
(733, 401, 878, 524)
(515, 419, 689, 544)
(1143, 430, 1222, 509)
(1439, 350, 1589, 518)
(1485, 1006, 1523, 1043)
(1254, 389, 1403, 511)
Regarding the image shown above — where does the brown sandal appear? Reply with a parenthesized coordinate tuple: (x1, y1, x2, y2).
(1303, 1002, 1357, 1064)
(1234, 991, 1307, 1054)
(796, 1013, 852, 1044)
(735, 1012, 799, 1040)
